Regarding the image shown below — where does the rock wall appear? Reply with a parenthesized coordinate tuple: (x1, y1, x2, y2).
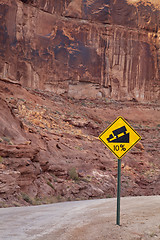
(0, 0, 159, 101)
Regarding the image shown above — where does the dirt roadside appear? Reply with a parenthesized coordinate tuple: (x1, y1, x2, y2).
(0, 196, 159, 240)
(39, 196, 160, 240)
(62, 196, 160, 240)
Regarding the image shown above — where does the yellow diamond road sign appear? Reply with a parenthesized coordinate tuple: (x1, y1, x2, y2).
(99, 116, 141, 159)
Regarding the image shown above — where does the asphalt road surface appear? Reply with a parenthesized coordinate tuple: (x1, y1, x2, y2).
(0, 196, 160, 240)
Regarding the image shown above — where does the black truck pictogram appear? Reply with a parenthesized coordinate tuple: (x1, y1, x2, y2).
(107, 126, 129, 143)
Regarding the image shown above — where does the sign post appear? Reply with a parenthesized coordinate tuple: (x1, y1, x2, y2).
(99, 116, 141, 226)
(116, 158, 121, 225)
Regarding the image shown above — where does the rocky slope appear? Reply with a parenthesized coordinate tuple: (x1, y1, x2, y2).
(0, 0, 160, 101)
(0, 79, 159, 207)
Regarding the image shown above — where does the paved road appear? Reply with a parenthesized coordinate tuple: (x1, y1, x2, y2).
(0, 196, 160, 240)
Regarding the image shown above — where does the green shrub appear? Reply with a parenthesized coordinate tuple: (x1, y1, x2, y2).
(106, 194, 112, 198)
(21, 193, 33, 204)
(0, 156, 3, 163)
(82, 175, 92, 182)
(1, 137, 13, 145)
(68, 167, 79, 181)
(47, 181, 55, 190)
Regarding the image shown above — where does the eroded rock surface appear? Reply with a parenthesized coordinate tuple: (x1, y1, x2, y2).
(0, 0, 159, 101)
(0, 80, 159, 207)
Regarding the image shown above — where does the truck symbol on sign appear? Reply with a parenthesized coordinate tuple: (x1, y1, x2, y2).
(107, 126, 129, 143)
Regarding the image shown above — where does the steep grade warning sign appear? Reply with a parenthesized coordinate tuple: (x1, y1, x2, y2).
(99, 116, 141, 159)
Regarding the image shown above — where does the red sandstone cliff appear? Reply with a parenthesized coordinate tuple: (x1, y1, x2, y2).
(0, 0, 159, 101)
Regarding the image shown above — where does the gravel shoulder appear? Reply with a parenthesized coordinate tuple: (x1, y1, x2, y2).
(0, 196, 160, 240)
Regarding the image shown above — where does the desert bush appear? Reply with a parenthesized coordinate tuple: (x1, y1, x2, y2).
(21, 193, 33, 204)
(2, 137, 13, 145)
(0, 156, 3, 163)
(47, 181, 55, 190)
(68, 167, 79, 181)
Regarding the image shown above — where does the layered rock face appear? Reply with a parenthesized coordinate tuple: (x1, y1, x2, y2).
(0, 0, 159, 101)
(0, 79, 160, 207)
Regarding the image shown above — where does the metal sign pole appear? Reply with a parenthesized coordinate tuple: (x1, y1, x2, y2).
(116, 158, 121, 226)
(99, 116, 141, 226)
